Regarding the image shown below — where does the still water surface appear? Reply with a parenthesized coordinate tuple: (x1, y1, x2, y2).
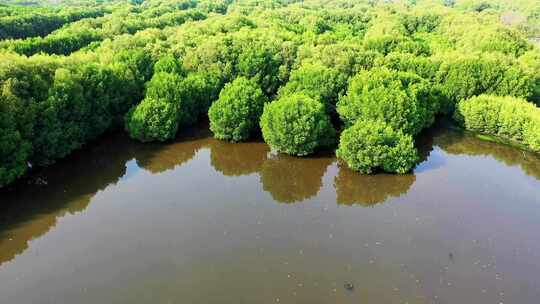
(0, 124, 539, 304)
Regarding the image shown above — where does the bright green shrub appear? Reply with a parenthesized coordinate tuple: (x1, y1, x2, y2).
(278, 62, 343, 109)
(181, 36, 235, 86)
(209, 77, 267, 142)
(153, 54, 184, 75)
(300, 43, 382, 80)
(363, 35, 431, 56)
(454, 95, 540, 152)
(477, 28, 532, 57)
(178, 71, 222, 118)
(113, 49, 154, 97)
(364, 14, 406, 39)
(260, 93, 336, 156)
(125, 69, 219, 142)
(437, 56, 534, 109)
(234, 34, 284, 95)
(400, 13, 442, 35)
(456, 25, 532, 57)
(337, 67, 438, 135)
(145, 72, 183, 101)
(375, 52, 441, 81)
(336, 119, 419, 174)
(524, 120, 540, 152)
(124, 97, 180, 142)
(518, 51, 540, 106)
(145, 72, 199, 127)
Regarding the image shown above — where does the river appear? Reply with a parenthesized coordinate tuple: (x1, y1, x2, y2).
(0, 123, 539, 304)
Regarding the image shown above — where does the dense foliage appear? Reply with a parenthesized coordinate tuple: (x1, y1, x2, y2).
(336, 119, 419, 174)
(260, 93, 335, 156)
(278, 62, 343, 110)
(125, 59, 220, 141)
(1, 0, 539, 186)
(0, 96, 30, 186)
(0, 6, 107, 40)
(125, 97, 180, 142)
(0, 49, 151, 185)
(436, 56, 536, 108)
(209, 77, 267, 142)
(337, 67, 438, 135)
(454, 95, 540, 152)
(0, 4, 207, 56)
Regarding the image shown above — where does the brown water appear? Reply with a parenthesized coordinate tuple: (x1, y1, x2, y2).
(0, 124, 539, 304)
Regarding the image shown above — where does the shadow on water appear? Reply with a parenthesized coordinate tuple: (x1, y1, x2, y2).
(259, 153, 333, 204)
(434, 128, 540, 180)
(134, 126, 212, 174)
(0, 133, 135, 266)
(329, 122, 437, 206)
(334, 164, 416, 206)
(327, 122, 440, 206)
(411, 119, 540, 180)
(209, 140, 269, 177)
(0, 123, 212, 265)
(1, 121, 539, 267)
(413, 120, 447, 173)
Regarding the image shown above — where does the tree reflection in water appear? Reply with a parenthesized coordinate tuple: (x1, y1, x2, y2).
(0, 134, 135, 265)
(334, 164, 416, 206)
(135, 126, 212, 174)
(209, 140, 269, 176)
(259, 153, 332, 204)
(435, 129, 540, 180)
(1, 123, 538, 268)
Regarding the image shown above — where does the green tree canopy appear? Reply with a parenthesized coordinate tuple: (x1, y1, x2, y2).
(436, 56, 535, 108)
(454, 95, 540, 152)
(260, 93, 335, 156)
(144, 71, 199, 127)
(153, 54, 184, 75)
(336, 119, 419, 174)
(278, 62, 343, 110)
(124, 97, 180, 142)
(0, 95, 31, 187)
(209, 77, 267, 142)
(337, 67, 438, 135)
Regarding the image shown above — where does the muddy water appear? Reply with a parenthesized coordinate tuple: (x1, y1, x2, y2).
(0, 124, 539, 304)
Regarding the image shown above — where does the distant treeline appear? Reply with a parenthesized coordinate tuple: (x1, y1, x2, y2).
(0, 7, 109, 39)
(0, 8, 207, 55)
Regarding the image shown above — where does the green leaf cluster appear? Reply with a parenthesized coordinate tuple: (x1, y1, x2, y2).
(336, 119, 419, 174)
(125, 97, 180, 142)
(454, 95, 540, 152)
(260, 93, 336, 156)
(337, 67, 439, 135)
(209, 77, 267, 142)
